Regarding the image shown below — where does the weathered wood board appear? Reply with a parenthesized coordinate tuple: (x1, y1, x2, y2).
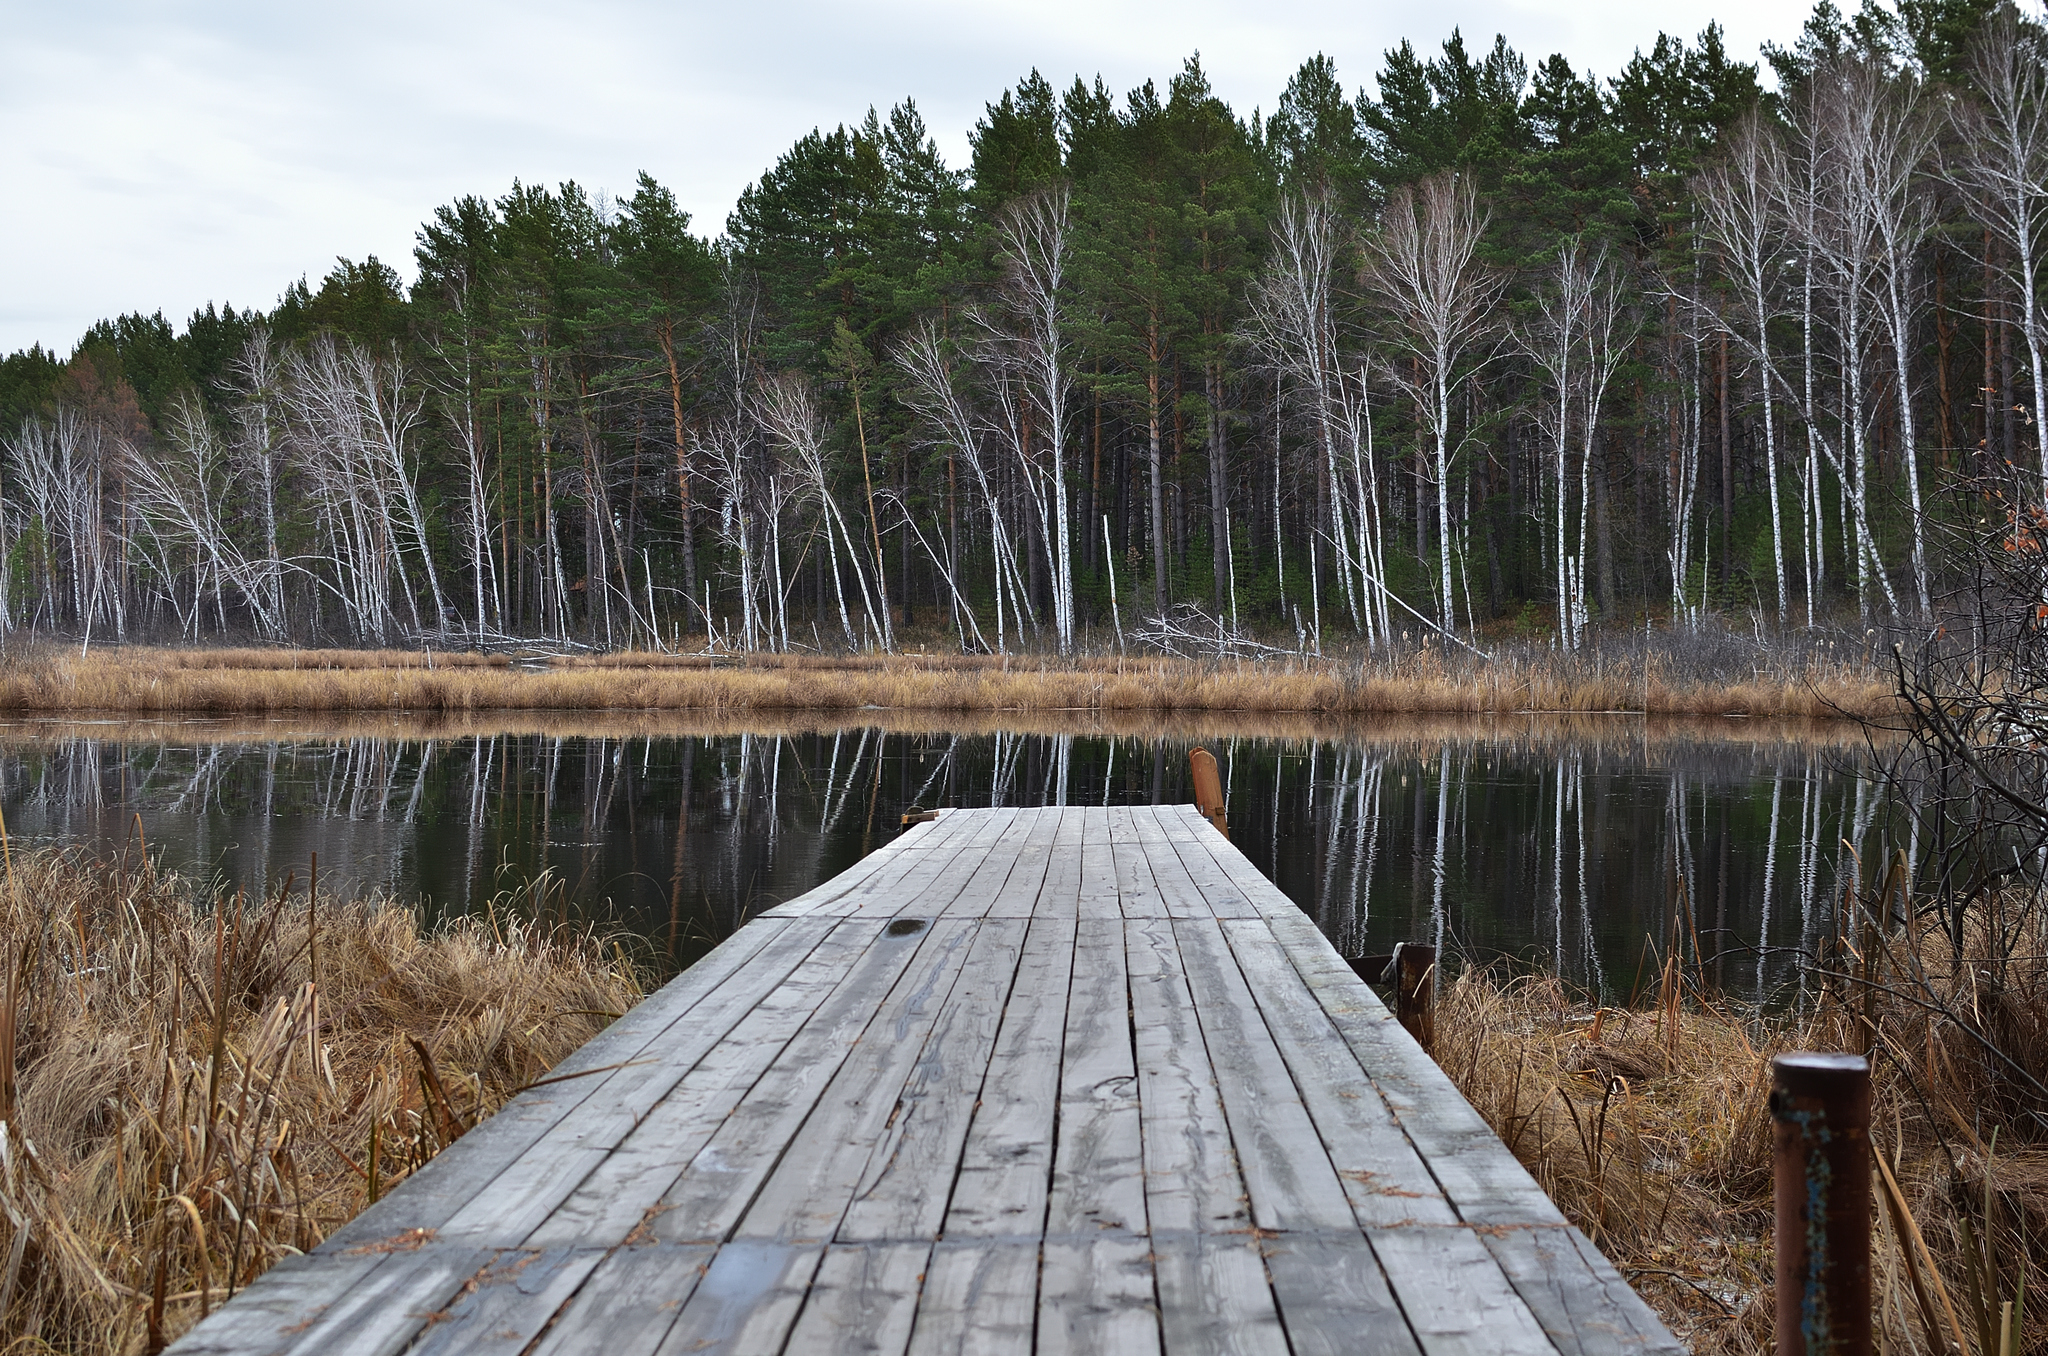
(170, 805, 1680, 1356)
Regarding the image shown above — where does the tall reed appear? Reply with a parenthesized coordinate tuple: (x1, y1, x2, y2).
(0, 845, 640, 1354)
(1437, 870, 2046, 1354)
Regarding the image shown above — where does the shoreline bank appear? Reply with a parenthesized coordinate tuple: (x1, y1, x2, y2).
(0, 645, 1896, 722)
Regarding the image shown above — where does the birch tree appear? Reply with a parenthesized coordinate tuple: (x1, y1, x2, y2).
(1694, 113, 1793, 621)
(1854, 62, 1937, 616)
(978, 186, 1079, 654)
(1518, 238, 1633, 650)
(1953, 10, 2048, 496)
(1362, 172, 1504, 635)
(759, 373, 884, 649)
(1246, 187, 1390, 646)
(895, 321, 1026, 650)
(1781, 63, 1903, 618)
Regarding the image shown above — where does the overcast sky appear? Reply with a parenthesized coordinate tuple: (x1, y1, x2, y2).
(2, 0, 1815, 356)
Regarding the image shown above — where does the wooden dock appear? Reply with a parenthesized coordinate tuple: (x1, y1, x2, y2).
(170, 806, 1680, 1356)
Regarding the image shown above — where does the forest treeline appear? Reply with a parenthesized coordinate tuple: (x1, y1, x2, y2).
(3, 0, 2043, 656)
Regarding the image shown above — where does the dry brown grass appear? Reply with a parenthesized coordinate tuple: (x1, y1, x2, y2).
(0, 643, 1896, 722)
(1438, 884, 2048, 1354)
(0, 709, 1882, 753)
(0, 847, 641, 1355)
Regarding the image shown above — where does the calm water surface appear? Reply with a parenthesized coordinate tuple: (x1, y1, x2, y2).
(0, 720, 1893, 1001)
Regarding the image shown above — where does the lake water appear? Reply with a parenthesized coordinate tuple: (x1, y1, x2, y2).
(0, 716, 1892, 1002)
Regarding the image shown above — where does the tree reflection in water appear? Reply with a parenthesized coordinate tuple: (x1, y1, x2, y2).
(0, 720, 1889, 1002)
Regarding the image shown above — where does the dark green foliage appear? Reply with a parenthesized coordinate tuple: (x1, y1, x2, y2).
(74, 311, 185, 428)
(0, 346, 64, 432)
(0, 0, 2030, 647)
(1360, 30, 1534, 191)
(270, 257, 411, 348)
(1265, 54, 1367, 199)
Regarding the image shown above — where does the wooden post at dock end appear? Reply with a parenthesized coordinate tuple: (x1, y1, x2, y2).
(1189, 747, 1228, 839)
(1770, 1052, 1872, 1356)
(1390, 942, 1436, 1054)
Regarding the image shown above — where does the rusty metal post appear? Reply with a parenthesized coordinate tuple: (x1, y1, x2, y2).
(1771, 1052, 1872, 1356)
(1390, 942, 1436, 1054)
(1189, 748, 1228, 838)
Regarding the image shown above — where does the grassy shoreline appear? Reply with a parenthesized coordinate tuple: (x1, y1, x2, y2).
(1438, 912, 2047, 1354)
(0, 642, 1895, 721)
(0, 848, 640, 1353)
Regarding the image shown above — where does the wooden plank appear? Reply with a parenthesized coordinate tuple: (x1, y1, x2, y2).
(973, 807, 1058, 920)
(755, 844, 907, 920)
(404, 1247, 606, 1356)
(1076, 805, 1120, 920)
(523, 1245, 717, 1356)
(1217, 919, 1455, 1228)
(1106, 807, 1169, 919)
(1151, 1233, 1291, 1356)
(779, 1242, 932, 1355)
(1022, 805, 1086, 922)
(904, 1242, 1038, 1356)
(1262, 1234, 1423, 1356)
(1046, 918, 1145, 1236)
(942, 914, 1077, 1238)
(951, 805, 1024, 861)
(525, 919, 890, 1247)
(832, 808, 1022, 920)
(1124, 917, 1247, 1234)
(1478, 1227, 1685, 1356)
(1173, 806, 1324, 921)
(834, 918, 1026, 1242)
(1256, 902, 1568, 1228)
(937, 809, 1048, 919)
(1366, 1227, 1557, 1356)
(759, 812, 970, 918)
(1169, 917, 1357, 1234)
(1156, 811, 1263, 919)
(246, 1243, 494, 1356)
(784, 811, 1000, 918)
(1126, 809, 1217, 919)
(318, 916, 812, 1251)
(1038, 1238, 1159, 1356)
(162, 1252, 391, 1355)
(650, 1240, 825, 1356)
(1180, 825, 1567, 1229)
(650, 917, 970, 1244)
(442, 917, 876, 1245)
(743, 918, 1015, 1244)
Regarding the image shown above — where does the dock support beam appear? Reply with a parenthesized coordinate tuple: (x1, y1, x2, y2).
(1390, 942, 1436, 1054)
(1770, 1051, 1872, 1356)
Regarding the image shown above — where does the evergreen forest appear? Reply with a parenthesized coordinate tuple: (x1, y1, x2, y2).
(4, 0, 2044, 656)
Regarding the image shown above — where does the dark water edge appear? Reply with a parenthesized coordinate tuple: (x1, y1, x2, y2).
(0, 717, 1894, 1003)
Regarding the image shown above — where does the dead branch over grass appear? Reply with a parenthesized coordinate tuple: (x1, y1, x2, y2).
(1438, 885, 2048, 1354)
(0, 641, 1895, 722)
(0, 848, 641, 1354)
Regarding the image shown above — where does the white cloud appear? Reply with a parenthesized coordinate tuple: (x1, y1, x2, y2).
(0, 0, 1810, 355)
